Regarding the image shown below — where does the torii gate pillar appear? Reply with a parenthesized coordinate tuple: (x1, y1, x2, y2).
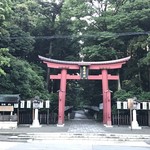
(57, 69, 67, 127)
(102, 69, 112, 126)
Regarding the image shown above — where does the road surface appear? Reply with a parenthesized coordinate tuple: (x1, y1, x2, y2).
(0, 140, 149, 150)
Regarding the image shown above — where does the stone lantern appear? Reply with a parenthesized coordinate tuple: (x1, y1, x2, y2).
(30, 96, 42, 128)
(131, 98, 141, 129)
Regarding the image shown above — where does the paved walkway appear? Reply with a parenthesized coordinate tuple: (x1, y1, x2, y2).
(68, 110, 105, 133)
(68, 120, 105, 133)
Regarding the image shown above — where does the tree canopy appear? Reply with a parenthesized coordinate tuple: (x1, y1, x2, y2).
(0, 0, 150, 104)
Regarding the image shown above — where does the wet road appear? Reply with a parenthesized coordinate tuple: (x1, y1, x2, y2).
(0, 140, 149, 150)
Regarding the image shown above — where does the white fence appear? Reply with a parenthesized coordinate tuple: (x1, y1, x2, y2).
(15, 100, 50, 109)
(117, 101, 150, 110)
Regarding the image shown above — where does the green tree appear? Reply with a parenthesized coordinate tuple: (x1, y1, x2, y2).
(106, 0, 150, 102)
(10, 0, 40, 32)
(0, 55, 49, 99)
(0, 0, 12, 25)
(1, 0, 150, 104)
(139, 51, 150, 91)
(7, 25, 35, 59)
(0, 48, 10, 75)
(0, 1, 11, 75)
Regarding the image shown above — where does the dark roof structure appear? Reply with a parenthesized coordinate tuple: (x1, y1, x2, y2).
(38, 55, 131, 65)
(0, 94, 20, 103)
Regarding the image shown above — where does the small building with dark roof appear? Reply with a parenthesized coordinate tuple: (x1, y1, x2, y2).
(0, 94, 20, 104)
(0, 94, 20, 129)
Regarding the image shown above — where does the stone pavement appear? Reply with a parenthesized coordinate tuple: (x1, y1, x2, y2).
(68, 120, 105, 133)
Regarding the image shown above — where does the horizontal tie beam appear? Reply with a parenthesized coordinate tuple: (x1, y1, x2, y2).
(50, 74, 119, 80)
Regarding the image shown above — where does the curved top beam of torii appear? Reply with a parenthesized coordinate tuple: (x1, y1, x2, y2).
(38, 55, 131, 70)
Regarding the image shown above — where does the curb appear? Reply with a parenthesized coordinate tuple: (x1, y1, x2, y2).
(0, 132, 150, 143)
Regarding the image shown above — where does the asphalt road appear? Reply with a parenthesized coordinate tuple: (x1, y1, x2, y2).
(0, 140, 150, 150)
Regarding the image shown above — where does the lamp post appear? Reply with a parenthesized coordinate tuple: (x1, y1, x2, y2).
(128, 97, 141, 130)
(30, 96, 42, 128)
(131, 100, 141, 129)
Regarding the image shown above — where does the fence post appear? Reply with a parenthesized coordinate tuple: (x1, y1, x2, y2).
(47, 108, 49, 125)
(148, 110, 150, 126)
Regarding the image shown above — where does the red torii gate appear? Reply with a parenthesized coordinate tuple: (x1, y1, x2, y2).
(39, 55, 130, 127)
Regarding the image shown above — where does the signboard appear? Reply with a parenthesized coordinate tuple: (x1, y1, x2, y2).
(99, 103, 103, 110)
(142, 102, 147, 110)
(27, 101, 31, 108)
(123, 101, 128, 109)
(0, 106, 14, 112)
(80, 66, 88, 79)
(39, 101, 43, 108)
(14, 103, 18, 108)
(117, 101, 121, 109)
(136, 103, 141, 110)
(46, 100, 50, 108)
(20, 101, 25, 108)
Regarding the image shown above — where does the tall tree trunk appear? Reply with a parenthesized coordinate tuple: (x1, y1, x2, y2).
(148, 67, 150, 91)
(46, 41, 53, 92)
(118, 70, 121, 90)
(115, 56, 121, 90)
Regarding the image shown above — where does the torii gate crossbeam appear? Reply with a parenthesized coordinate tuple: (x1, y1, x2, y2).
(39, 55, 130, 127)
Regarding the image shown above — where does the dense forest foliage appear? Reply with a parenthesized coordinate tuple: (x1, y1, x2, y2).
(0, 0, 150, 108)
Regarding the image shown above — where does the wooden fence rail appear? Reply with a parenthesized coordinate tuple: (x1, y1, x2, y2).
(112, 114, 148, 126)
(17, 111, 149, 126)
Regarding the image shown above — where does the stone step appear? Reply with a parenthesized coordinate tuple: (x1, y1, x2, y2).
(1, 135, 30, 142)
(7, 133, 150, 142)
